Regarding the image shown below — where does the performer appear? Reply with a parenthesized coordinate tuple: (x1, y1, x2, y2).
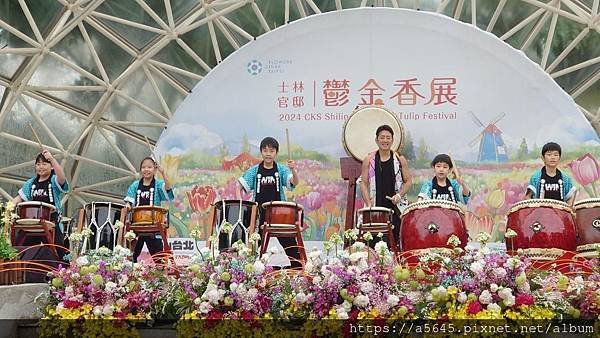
(417, 154, 470, 204)
(12, 150, 69, 247)
(124, 157, 174, 262)
(238, 137, 301, 268)
(360, 125, 412, 245)
(525, 142, 576, 206)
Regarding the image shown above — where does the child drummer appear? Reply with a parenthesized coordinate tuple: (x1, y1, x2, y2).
(12, 150, 69, 248)
(525, 142, 576, 206)
(124, 157, 174, 262)
(418, 154, 471, 204)
(238, 137, 301, 268)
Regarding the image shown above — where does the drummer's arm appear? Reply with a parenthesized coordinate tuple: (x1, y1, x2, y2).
(398, 155, 412, 197)
(524, 190, 533, 200)
(12, 196, 23, 205)
(360, 156, 371, 207)
(566, 195, 575, 207)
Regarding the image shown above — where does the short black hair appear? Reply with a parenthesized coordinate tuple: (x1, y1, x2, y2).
(35, 153, 51, 164)
(376, 125, 394, 137)
(139, 156, 156, 169)
(541, 142, 561, 156)
(431, 154, 453, 168)
(260, 137, 279, 152)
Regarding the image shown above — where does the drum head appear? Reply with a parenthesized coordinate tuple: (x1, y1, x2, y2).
(261, 201, 304, 210)
(18, 201, 56, 210)
(574, 198, 600, 210)
(342, 105, 404, 160)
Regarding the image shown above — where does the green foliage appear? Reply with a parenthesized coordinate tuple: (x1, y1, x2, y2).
(0, 235, 17, 260)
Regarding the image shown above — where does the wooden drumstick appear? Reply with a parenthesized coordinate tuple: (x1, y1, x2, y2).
(286, 128, 291, 161)
(144, 136, 159, 163)
(28, 122, 44, 150)
(448, 153, 461, 180)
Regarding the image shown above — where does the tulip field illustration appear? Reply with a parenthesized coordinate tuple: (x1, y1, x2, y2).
(159, 143, 600, 243)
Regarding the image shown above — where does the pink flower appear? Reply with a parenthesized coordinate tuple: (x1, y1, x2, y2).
(467, 301, 483, 315)
(515, 293, 534, 307)
(568, 153, 600, 186)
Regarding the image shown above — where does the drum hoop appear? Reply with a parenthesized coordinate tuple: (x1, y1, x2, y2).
(213, 199, 258, 206)
(576, 243, 600, 253)
(132, 206, 168, 213)
(401, 199, 464, 216)
(86, 201, 125, 208)
(18, 201, 56, 210)
(516, 248, 567, 261)
(508, 199, 573, 215)
(357, 207, 392, 213)
(573, 198, 600, 210)
(261, 201, 304, 210)
(341, 105, 405, 161)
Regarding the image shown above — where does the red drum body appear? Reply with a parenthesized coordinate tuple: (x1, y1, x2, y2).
(16, 201, 56, 224)
(505, 199, 576, 254)
(574, 198, 600, 257)
(261, 201, 303, 226)
(400, 200, 467, 251)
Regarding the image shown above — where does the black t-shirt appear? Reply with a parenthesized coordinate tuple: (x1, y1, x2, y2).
(375, 153, 396, 210)
(255, 163, 280, 206)
(31, 178, 52, 204)
(432, 178, 455, 202)
(136, 178, 155, 206)
(540, 167, 563, 201)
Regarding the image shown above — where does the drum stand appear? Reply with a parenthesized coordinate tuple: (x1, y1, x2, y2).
(356, 216, 399, 254)
(77, 204, 127, 253)
(259, 204, 307, 265)
(340, 157, 362, 248)
(208, 201, 258, 251)
(11, 220, 58, 258)
(125, 209, 172, 262)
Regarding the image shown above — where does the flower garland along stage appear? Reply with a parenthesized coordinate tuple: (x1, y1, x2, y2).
(39, 232, 600, 337)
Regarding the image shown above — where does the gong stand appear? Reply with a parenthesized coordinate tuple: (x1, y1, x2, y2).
(340, 157, 362, 248)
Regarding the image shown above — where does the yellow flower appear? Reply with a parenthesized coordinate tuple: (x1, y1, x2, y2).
(485, 189, 505, 209)
(160, 154, 181, 183)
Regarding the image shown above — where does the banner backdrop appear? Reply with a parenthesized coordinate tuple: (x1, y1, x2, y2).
(155, 8, 599, 256)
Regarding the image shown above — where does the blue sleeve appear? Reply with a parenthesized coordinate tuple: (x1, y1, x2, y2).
(417, 181, 431, 200)
(563, 174, 577, 201)
(124, 181, 137, 205)
(18, 177, 35, 201)
(156, 179, 175, 203)
(527, 171, 539, 198)
(451, 179, 470, 205)
(51, 175, 69, 193)
(238, 165, 257, 192)
(279, 164, 295, 191)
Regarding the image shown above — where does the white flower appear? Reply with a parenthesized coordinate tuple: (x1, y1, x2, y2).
(199, 301, 212, 314)
(69, 232, 83, 243)
(360, 281, 374, 294)
(114, 220, 124, 229)
(102, 305, 113, 317)
(65, 286, 74, 297)
(312, 276, 322, 284)
(247, 288, 258, 299)
(386, 295, 400, 307)
(374, 241, 388, 253)
(503, 295, 515, 307)
(341, 300, 352, 312)
(295, 292, 307, 304)
(268, 246, 280, 255)
(476, 231, 491, 244)
(349, 251, 368, 263)
(493, 267, 507, 279)
(124, 231, 137, 242)
(505, 257, 522, 269)
(250, 233, 261, 243)
(93, 306, 102, 317)
(75, 256, 89, 266)
(353, 294, 370, 308)
(470, 261, 484, 274)
(337, 310, 349, 320)
(487, 303, 501, 313)
(105, 281, 118, 292)
(490, 283, 499, 293)
(253, 261, 265, 275)
(446, 234, 462, 248)
(351, 242, 365, 252)
(504, 228, 517, 238)
(230, 282, 238, 292)
(97, 246, 111, 256)
(363, 232, 373, 241)
(304, 261, 314, 273)
(308, 249, 322, 260)
(193, 297, 202, 305)
(457, 292, 467, 303)
(81, 228, 94, 238)
(497, 287, 513, 300)
(479, 290, 493, 304)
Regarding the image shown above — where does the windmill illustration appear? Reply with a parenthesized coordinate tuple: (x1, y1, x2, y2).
(469, 111, 508, 162)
